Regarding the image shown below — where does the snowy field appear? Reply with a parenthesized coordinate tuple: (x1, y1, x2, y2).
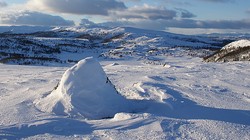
(0, 55, 249, 139)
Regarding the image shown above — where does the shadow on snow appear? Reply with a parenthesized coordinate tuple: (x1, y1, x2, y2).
(0, 118, 92, 139)
(132, 83, 250, 125)
(0, 83, 249, 139)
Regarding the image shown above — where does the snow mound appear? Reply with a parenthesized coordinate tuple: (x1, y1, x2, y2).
(35, 57, 130, 119)
(222, 39, 250, 50)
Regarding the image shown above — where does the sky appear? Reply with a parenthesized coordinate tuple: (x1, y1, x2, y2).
(0, 0, 249, 34)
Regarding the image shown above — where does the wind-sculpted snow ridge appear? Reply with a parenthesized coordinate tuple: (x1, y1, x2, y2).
(204, 39, 250, 62)
(35, 57, 131, 119)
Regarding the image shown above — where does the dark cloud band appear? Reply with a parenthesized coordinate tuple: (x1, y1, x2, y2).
(28, 0, 126, 15)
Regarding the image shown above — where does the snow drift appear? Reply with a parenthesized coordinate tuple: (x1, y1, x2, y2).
(35, 57, 130, 119)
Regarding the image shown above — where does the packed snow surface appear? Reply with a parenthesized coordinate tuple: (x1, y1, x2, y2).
(0, 56, 249, 139)
(35, 57, 130, 119)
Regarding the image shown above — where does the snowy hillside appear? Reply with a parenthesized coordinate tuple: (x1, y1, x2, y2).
(0, 26, 230, 65)
(204, 39, 250, 62)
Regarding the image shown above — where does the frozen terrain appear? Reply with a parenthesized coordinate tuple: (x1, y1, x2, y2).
(0, 26, 249, 139)
(0, 26, 228, 65)
(0, 56, 249, 139)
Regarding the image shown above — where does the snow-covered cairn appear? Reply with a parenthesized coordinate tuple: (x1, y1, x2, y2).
(35, 57, 129, 119)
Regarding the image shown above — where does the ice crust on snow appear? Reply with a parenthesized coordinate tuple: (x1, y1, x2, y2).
(35, 57, 130, 119)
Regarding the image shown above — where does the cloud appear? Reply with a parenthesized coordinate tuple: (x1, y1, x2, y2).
(110, 4, 177, 20)
(97, 18, 250, 31)
(167, 28, 250, 35)
(165, 19, 250, 29)
(27, 0, 126, 15)
(75, 2, 249, 32)
(79, 19, 97, 27)
(196, 0, 234, 2)
(176, 9, 196, 18)
(125, 19, 249, 30)
(0, 1, 7, 8)
(119, 0, 141, 2)
(99, 20, 168, 31)
(0, 11, 74, 26)
(246, 9, 250, 14)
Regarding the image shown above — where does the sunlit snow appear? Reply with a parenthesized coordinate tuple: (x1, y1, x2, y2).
(0, 26, 249, 139)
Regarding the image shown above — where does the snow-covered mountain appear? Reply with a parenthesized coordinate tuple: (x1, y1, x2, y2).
(204, 39, 250, 62)
(0, 26, 233, 65)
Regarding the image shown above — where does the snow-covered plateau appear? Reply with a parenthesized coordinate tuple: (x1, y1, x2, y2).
(0, 26, 249, 139)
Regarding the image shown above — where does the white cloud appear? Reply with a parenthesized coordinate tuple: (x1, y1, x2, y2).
(27, 0, 126, 15)
(0, 11, 74, 26)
